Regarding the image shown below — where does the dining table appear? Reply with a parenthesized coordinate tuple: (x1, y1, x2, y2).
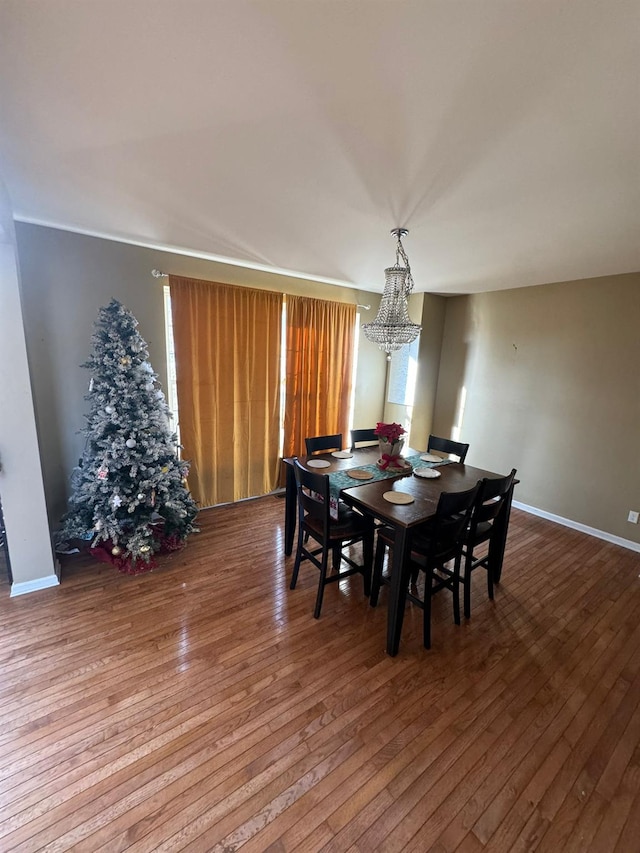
(282, 447, 516, 656)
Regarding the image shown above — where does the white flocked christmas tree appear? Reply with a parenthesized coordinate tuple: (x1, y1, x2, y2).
(58, 299, 198, 570)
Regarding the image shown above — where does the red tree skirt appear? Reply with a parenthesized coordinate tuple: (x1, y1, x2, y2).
(89, 526, 186, 575)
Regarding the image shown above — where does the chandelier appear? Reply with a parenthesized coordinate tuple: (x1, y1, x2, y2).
(362, 228, 422, 357)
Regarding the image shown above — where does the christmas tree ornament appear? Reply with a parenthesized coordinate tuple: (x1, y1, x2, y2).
(137, 493, 145, 501)
(105, 405, 114, 414)
(126, 438, 137, 448)
(111, 545, 122, 556)
(110, 494, 123, 509)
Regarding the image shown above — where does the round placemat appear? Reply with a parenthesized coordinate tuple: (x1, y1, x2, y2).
(382, 491, 414, 504)
(331, 450, 353, 458)
(307, 459, 331, 468)
(414, 467, 441, 479)
(347, 469, 374, 480)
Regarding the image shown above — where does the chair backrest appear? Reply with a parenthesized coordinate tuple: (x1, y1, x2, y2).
(293, 459, 331, 532)
(416, 483, 480, 565)
(471, 468, 517, 529)
(427, 434, 470, 463)
(305, 434, 343, 455)
(350, 428, 378, 451)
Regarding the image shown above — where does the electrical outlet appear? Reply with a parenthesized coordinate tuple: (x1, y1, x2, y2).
(628, 510, 639, 524)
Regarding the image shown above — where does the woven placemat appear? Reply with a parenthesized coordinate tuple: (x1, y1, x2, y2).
(382, 491, 414, 504)
(347, 469, 374, 480)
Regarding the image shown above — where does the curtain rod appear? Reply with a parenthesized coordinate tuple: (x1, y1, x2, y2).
(151, 269, 370, 309)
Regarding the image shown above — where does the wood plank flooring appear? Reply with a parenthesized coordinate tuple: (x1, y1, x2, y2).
(0, 496, 639, 851)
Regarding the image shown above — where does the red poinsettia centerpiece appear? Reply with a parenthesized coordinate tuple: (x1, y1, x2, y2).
(374, 422, 407, 471)
(374, 422, 406, 444)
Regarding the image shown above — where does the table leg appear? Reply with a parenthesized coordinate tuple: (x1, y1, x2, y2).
(387, 526, 410, 656)
(284, 463, 296, 556)
(488, 483, 515, 583)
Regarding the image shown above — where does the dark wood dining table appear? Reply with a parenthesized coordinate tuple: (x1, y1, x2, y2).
(282, 448, 516, 656)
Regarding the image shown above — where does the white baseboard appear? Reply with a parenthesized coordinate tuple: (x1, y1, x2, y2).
(10, 573, 60, 597)
(513, 500, 640, 554)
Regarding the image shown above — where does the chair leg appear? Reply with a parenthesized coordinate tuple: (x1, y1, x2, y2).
(423, 569, 433, 649)
(370, 536, 386, 606)
(332, 543, 341, 572)
(290, 524, 305, 590)
(452, 556, 461, 626)
(313, 548, 330, 619)
(362, 523, 373, 598)
(463, 551, 473, 619)
(487, 563, 494, 601)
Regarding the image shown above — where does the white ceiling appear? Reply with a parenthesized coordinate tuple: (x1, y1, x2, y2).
(0, 0, 638, 294)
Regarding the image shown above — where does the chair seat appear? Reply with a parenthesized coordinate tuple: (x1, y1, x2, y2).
(471, 520, 493, 542)
(305, 508, 367, 540)
(379, 522, 459, 564)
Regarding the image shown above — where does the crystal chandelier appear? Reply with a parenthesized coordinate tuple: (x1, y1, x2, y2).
(362, 228, 422, 357)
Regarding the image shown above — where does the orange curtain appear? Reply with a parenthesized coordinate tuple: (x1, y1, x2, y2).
(169, 276, 283, 507)
(283, 295, 356, 459)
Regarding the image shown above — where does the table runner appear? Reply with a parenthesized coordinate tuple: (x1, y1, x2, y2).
(328, 454, 453, 517)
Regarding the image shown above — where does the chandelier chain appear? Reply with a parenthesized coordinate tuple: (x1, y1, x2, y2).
(395, 234, 415, 296)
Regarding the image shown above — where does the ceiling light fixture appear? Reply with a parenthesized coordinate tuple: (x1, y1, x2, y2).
(362, 228, 422, 359)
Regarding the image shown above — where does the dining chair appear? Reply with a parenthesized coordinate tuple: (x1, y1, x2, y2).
(290, 459, 374, 618)
(305, 434, 343, 455)
(350, 428, 379, 451)
(462, 468, 517, 618)
(427, 434, 470, 463)
(371, 483, 480, 649)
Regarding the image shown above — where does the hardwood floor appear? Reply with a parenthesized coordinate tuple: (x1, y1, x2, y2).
(1, 496, 639, 851)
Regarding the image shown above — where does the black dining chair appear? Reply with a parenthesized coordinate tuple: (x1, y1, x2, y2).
(427, 434, 469, 463)
(350, 428, 379, 451)
(290, 459, 374, 618)
(462, 468, 517, 618)
(305, 434, 343, 455)
(371, 483, 480, 649)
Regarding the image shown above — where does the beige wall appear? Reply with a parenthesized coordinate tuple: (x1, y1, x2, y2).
(15, 223, 387, 523)
(434, 273, 640, 544)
